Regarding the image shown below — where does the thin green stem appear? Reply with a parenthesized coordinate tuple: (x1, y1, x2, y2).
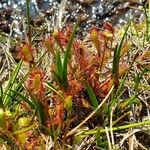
(112, 111, 130, 126)
(82, 120, 150, 135)
(13, 124, 36, 135)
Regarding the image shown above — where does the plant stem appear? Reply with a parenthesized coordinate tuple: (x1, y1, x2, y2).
(13, 124, 36, 135)
(82, 120, 150, 135)
(26, 0, 31, 43)
(112, 111, 130, 126)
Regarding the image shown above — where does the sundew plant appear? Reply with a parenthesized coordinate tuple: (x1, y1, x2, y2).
(0, 0, 150, 149)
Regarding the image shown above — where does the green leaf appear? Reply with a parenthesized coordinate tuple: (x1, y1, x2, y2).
(23, 93, 46, 127)
(35, 101, 46, 127)
(3, 60, 23, 108)
(45, 81, 58, 95)
(0, 108, 7, 130)
(112, 22, 130, 85)
(117, 22, 131, 59)
(56, 49, 63, 82)
(46, 82, 57, 91)
(96, 128, 102, 148)
(65, 96, 73, 110)
(118, 95, 139, 110)
(11, 90, 46, 127)
(112, 45, 118, 75)
(62, 19, 80, 87)
(73, 134, 86, 146)
(109, 53, 138, 114)
(85, 82, 99, 108)
(0, 85, 4, 108)
(134, 68, 147, 93)
(10, 90, 35, 109)
(10, 50, 49, 104)
(115, 52, 138, 97)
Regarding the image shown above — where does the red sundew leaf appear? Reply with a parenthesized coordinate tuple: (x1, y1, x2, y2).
(58, 31, 69, 47)
(103, 22, 114, 34)
(90, 26, 101, 51)
(27, 69, 46, 97)
(73, 40, 90, 70)
(25, 137, 39, 150)
(102, 31, 114, 40)
(73, 39, 82, 52)
(67, 79, 84, 96)
(18, 44, 34, 63)
(43, 36, 55, 54)
(73, 40, 86, 58)
(90, 26, 110, 58)
(99, 78, 114, 97)
(53, 25, 73, 47)
(99, 32, 107, 51)
(53, 103, 64, 126)
(118, 64, 128, 77)
(65, 24, 73, 38)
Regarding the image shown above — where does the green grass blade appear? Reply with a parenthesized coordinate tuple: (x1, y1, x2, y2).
(117, 22, 130, 58)
(109, 53, 138, 113)
(4, 92, 23, 109)
(46, 81, 57, 90)
(56, 49, 63, 82)
(0, 85, 4, 108)
(10, 90, 35, 109)
(96, 128, 102, 148)
(112, 45, 118, 75)
(45, 82, 64, 100)
(35, 101, 46, 127)
(115, 53, 138, 97)
(20, 92, 47, 127)
(85, 82, 99, 108)
(112, 23, 130, 86)
(3, 60, 23, 107)
(134, 68, 147, 93)
(8, 89, 46, 127)
(45, 81, 57, 95)
(62, 19, 80, 87)
(10, 50, 49, 102)
(118, 95, 139, 110)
